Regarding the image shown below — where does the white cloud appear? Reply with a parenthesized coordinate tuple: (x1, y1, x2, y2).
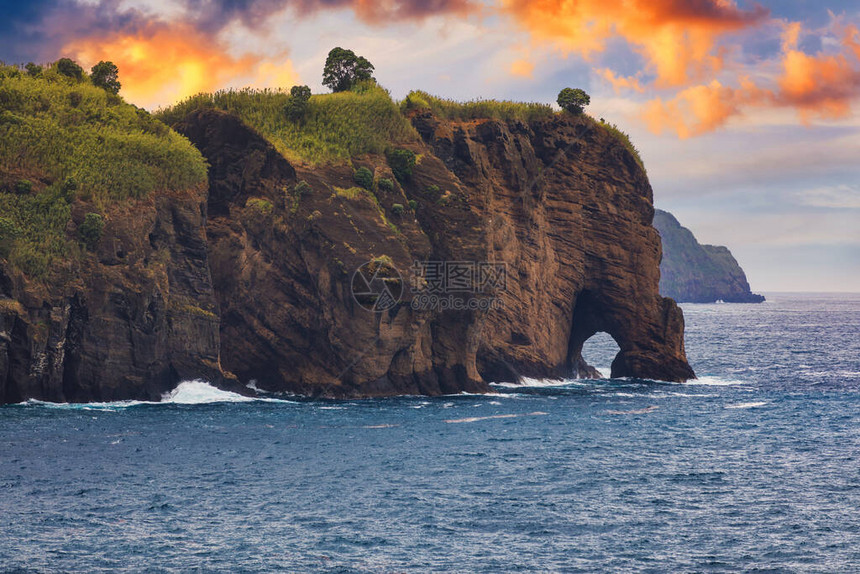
(796, 184, 860, 209)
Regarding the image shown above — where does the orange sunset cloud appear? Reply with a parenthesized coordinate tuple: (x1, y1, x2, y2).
(499, 0, 767, 88)
(642, 20, 860, 137)
(64, 23, 300, 109)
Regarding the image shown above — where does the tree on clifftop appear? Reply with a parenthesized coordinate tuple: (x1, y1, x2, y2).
(55, 58, 84, 81)
(557, 88, 590, 115)
(322, 47, 375, 93)
(91, 61, 121, 94)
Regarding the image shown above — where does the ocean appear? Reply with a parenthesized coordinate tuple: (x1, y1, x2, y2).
(1, 293, 858, 573)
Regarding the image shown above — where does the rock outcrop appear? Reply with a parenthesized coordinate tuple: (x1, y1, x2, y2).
(0, 182, 231, 404)
(0, 109, 696, 403)
(653, 209, 764, 303)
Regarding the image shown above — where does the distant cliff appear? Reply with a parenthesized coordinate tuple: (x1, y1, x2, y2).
(653, 209, 764, 303)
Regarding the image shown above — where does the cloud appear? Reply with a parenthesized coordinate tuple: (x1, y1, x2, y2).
(642, 19, 860, 137)
(509, 58, 534, 78)
(795, 184, 860, 209)
(640, 78, 758, 138)
(64, 22, 299, 108)
(498, 0, 768, 87)
(774, 20, 860, 122)
(598, 69, 644, 93)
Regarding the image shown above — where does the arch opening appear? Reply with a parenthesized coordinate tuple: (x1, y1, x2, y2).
(566, 289, 625, 379)
(579, 332, 621, 379)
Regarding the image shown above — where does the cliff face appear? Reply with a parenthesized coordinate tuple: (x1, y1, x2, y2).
(0, 183, 228, 404)
(0, 108, 696, 403)
(653, 209, 765, 303)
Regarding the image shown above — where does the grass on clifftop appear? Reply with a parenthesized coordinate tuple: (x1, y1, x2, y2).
(401, 90, 555, 122)
(0, 62, 207, 277)
(402, 90, 643, 171)
(157, 82, 419, 165)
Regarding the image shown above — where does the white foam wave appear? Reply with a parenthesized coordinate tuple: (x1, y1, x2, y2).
(161, 380, 256, 404)
(15, 380, 295, 409)
(725, 401, 768, 409)
(19, 398, 150, 410)
(491, 377, 586, 389)
(680, 375, 746, 387)
(444, 411, 548, 424)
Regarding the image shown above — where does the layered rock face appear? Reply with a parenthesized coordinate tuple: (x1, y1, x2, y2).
(0, 109, 696, 403)
(410, 112, 695, 383)
(0, 183, 227, 404)
(654, 209, 765, 303)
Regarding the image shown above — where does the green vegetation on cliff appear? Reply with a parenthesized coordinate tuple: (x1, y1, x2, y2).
(401, 90, 554, 122)
(157, 83, 419, 165)
(0, 62, 207, 277)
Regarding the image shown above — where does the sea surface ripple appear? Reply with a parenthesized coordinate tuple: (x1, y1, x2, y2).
(1, 293, 859, 572)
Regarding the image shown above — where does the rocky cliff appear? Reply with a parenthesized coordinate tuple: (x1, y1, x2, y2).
(0, 90, 696, 403)
(653, 209, 764, 303)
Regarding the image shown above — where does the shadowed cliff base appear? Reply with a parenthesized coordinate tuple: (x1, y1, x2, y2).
(0, 75, 695, 403)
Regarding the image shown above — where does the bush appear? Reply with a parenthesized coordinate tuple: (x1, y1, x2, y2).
(322, 47, 375, 93)
(377, 177, 394, 192)
(78, 212, 104, 250)
(386, 148, 416, 184)
(246, 198, 273, 214)
(15, 180, 32, 195)
(294, 180, 312, 195)
(557, 87, 590, 115)
(391, 203, 404, 215)
(90, 61, 121, 95)
(60, 177, 78, 202)
(55, 58, 84, 81)
(408, 199, 418, 211)
(284, 84, 311, 121)
(24, 63, 42, 77)
(0, 217, 21, 258)
(353, 166, 374, 190)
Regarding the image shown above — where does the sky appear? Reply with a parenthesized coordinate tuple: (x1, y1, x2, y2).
(1, 0, 858, 292)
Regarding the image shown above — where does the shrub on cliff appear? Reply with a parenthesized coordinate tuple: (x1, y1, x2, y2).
(322, 47, 375, 93)
(557, 88, 590, 115)
(55, 58, 85, 81)
(246, 198, 273, 215)
(78, 213, 104, 250)
(377, 178, 394, 192)
(90, 61, 121, 95)
(294, 180, 312, 196)
(24, 63, 42, 77)
(15, 180, 32, 195)
(0, 217, 21, 258)
(391, 203, 404, 215)
(386, 148, 416, 184)
(353, 166, 374, 190)
(284, 85, 311, 121)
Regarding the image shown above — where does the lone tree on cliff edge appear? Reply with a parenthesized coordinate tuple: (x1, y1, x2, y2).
(322, 47, 375, 92)
(557, 87, 590, 115)
(91, 61, 121, 95)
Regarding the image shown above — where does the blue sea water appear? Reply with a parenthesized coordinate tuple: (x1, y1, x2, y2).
(1, 293, 859, 573)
